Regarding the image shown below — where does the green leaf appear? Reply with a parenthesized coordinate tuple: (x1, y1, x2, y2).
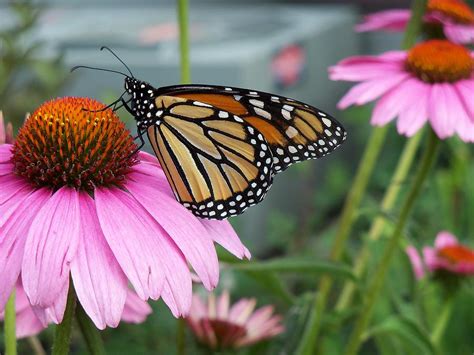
(364, 315, 436, 355)
(228, 257, 357, 281)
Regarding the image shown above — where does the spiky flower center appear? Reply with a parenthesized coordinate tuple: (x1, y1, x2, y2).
(406, 40, 473, 83)
(428, 0, 474, 24)
(12, 97, 138, 192)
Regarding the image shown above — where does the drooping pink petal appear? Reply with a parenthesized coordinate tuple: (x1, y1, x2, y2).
(337, 73, 410, 109)
(450, 90, 474, 142)
(0, 144, 12, 163)
(32, 282, 69, 325)
(0, 112, 5, 144)
(121, 289, 152, 324)
(0, 162, 13, 177)
(200, 219, 251, 260)
(371, 79, 417, 126)
(428, 83, 457, 139)
(355, 9, 410, 32)
(0, 189, 51, 312)
(455, 79, 474, 120)
(95, 187, 165, 301)
(126, 177, 219, 290)
(405, 246, 426, 279)
(0, 174, 32, 206)
(71, 193, 128, 329)
(397, 79, 430, 136)
(95, 188, 192, 316)
(137, 151, 163, 165)
(13, 284, 45, 338)
(22, 187, 81, 308)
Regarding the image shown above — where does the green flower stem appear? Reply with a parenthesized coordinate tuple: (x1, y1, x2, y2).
(336, 131, 424, 310)
(76, 303, 106, 355)
(295, 1, 428, 353)
(296, 126, 389, 355)
(4, 289, 17, 355)
(177, 318, 186, 355)
(177, 0, 191, 84)
(344, 129, 439, 355)
(52, 286, 77, 355)
(430, 292, 455, 347)
(176, 0, 190, 353)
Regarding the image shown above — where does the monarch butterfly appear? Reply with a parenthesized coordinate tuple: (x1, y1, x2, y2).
(73, 47, 347, 220)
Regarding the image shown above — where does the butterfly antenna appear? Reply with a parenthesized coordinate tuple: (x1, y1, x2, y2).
(100, 46, 135, 78)
(71, 65, 129, 77)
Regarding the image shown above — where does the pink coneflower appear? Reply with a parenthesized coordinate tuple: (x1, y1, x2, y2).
(356, 0, 474, 45)
(329, 39, 474, 142)
(406, 231, 474, 278)
(0, 281, 152, 338)
(0, 97, 250, 329)
(186, 290, 284, 349)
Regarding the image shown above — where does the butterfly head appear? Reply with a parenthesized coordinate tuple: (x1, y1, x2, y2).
(124, 77, 156, 123)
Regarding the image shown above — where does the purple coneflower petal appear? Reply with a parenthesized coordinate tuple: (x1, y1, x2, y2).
(428, 83, 457, 139)
(22, 187, 81, 309)
(355, 9, 410, 32)
(121, 289, 152, 323)
(71, 193, 128, 329)
(126, 177, 219, 291)
(434, 231, 458, 248)
(0, 144, 12, 163)
(405, 246, 425, 279)
(0, 174, 33, 206)
(371, 79, 417, 126)
(455, 79, 474, 120)
(337, 73, 409, 109)
(14, 284, 44, 338)
(216, 290, 230, 319)
(0, 189, 51, 311)
(200, 219, 251, 260)
(229, 298, 256, 324)
(396, 79, 430, 136)
(95, 188, 192, 316)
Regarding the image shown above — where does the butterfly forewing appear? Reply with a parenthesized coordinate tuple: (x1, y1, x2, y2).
(147, 95, 273, 219)
(157, 85, 347, 174)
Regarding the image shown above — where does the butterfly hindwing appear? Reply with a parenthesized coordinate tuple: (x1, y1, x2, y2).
(156, 85, 347, 174)
(146, 95, 273, 219)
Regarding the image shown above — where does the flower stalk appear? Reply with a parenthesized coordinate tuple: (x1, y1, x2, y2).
(4, 289, 17, 355)
(177, 0, 191, 84)
(430, 291, 455, 347)
(336, 130, 424, 310)
(52, 286, 77, 355)
(76, 303, 106, 355)
(295, 1, 428, 353)
(344, 128, 439, 355)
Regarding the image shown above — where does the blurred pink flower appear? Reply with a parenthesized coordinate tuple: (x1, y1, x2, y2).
(0, 281, 152, 338)
(356, 0, 474, 45)
(406, 231, 474, 278)
(423, 231, 474, 274)
(187, 290, 284, 349)
(329, 39, 474, 142)
(0, 98, 250, 330)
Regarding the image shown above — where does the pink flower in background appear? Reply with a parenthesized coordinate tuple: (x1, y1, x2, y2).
(423, 231, 474, 274)
(405, 231, 474, 278)
(187, 290, 284, 349)
(0, 281, 152, 338)
(329, 40, 474, 142)
(0, 98, 250, 330)
(356, 0, 474, 45)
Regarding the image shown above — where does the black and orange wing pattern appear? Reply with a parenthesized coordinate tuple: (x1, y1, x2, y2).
(146, 95, 273, 219)
(157, 85, 347, 174)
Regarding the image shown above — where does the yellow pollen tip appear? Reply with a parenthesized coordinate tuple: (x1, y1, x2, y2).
(406, 40, 473, 83)
(428, 0, 474, 24)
